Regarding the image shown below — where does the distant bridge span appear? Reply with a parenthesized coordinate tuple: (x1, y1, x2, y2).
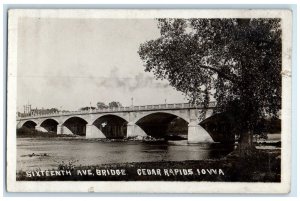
(17, 102, 218, 143)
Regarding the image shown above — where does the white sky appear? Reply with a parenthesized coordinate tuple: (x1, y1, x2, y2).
(17, 18, 187, 111)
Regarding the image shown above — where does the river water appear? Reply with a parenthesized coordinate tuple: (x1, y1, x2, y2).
(17, 138, 234, 171)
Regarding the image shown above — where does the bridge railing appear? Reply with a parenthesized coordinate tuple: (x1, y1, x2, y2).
(17, 101, 216, 119)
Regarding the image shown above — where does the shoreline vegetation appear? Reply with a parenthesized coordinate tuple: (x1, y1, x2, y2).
(17, 127, 75, 138)
(16, 127, 280, 142)
(16, 127, 188, 141)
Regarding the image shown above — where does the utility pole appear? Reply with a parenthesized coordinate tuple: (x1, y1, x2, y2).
(131, 97, 133, 107)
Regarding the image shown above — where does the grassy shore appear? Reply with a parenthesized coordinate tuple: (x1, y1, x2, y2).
(16, 148, 280, 182)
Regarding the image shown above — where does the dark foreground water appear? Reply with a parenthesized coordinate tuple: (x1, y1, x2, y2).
(17, 137, 234, 171)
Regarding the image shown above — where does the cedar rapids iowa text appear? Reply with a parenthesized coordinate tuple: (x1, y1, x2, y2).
(26, 168, 225, 177)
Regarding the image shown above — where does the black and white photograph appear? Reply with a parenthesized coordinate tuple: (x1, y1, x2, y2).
(6, 9, 292, 193)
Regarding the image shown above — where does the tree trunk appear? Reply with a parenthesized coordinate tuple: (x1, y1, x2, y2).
(238, 130, 256, 158)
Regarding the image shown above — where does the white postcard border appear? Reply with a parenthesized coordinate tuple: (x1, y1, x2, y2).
(6, 9, 292, 193)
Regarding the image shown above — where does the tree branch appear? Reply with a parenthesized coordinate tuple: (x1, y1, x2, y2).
(198, 64, 239, 83)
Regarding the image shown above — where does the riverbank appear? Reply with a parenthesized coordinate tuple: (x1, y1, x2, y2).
(17, 128, 76, 138)
(16, 148, 280, 182)
(16, 128, 166, 141)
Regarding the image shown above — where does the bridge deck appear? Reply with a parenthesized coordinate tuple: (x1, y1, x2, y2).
(17, 102, 216, 120)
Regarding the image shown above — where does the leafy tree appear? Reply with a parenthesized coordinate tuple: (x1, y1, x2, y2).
(30, 108, 60, 115)
(97, 102, 108, 109)
(138, 19, 281, 153)
(80, 106, 96, 111)
(49, 108, 59, 113)
(108, 101, 122, 108)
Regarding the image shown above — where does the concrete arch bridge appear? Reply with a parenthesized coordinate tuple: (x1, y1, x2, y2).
(17, 102, 234, 143)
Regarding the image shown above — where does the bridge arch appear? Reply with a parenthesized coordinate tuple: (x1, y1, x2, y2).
(40, 118, 59, 133)
(61, 115, 90, 125)
(199, 112, 236, 143)
(133, 111, 190, 124)
(92, 114, 128, 138)
(62, 116, 88, 136)
(20, 120, 38, 129)
(134, 112, 189, 139)
(91, 113, 129, 124)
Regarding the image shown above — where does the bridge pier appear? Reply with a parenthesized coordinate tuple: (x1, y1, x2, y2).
(187, 121, 214, 143)
(35, 126, 48, 132)
(86, 124, 106, 138)
(57, 124, 73, 135)
(126, 122, 147, 138)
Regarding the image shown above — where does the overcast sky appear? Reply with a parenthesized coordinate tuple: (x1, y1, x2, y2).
(17, 18, 187, 112)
